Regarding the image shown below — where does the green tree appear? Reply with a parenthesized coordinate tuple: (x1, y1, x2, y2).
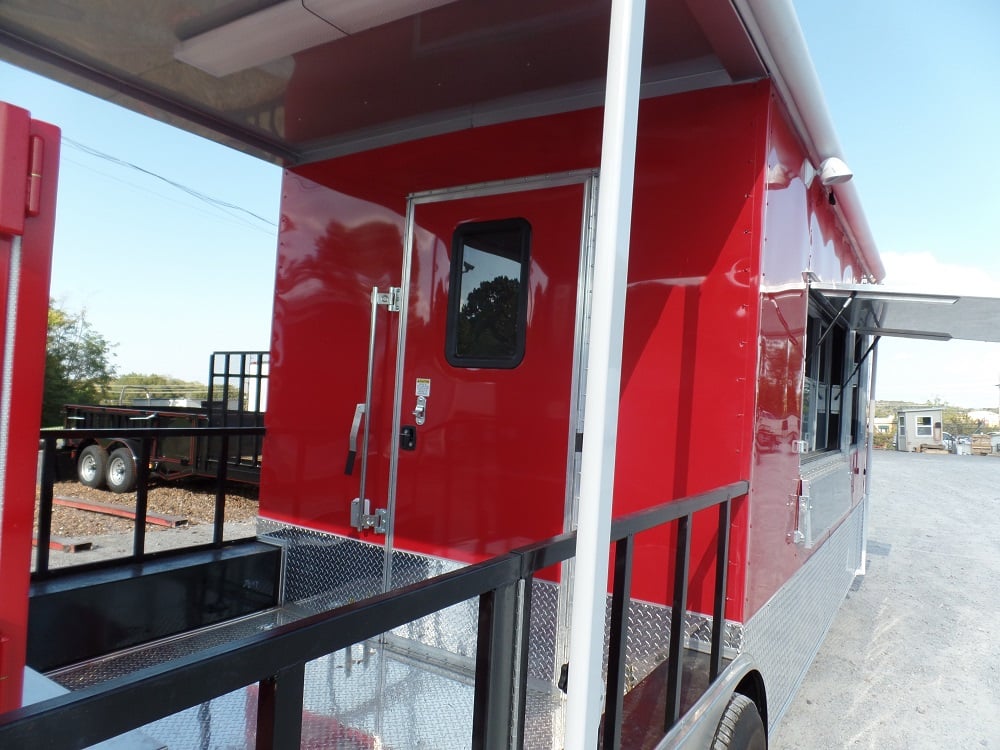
(42, 301, 117, 426)
(456, 276, 519, 357)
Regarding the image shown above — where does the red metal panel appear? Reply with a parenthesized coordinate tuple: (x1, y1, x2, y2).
(0, 105, 29, 236)
(0, 102, 59, 712)
(263, 83, 774, 620)
(744, 95, 871, 618)
(259, 174, 405, 535)
(612, 84, 769, 620)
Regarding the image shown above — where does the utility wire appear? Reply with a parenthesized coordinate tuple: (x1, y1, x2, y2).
(61, 137, 277, 228)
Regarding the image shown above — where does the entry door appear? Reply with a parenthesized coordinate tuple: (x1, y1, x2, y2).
(386, 174, 595, 571)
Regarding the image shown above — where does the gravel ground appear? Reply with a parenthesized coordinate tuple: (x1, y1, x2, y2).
(772, 450, 1000, 749)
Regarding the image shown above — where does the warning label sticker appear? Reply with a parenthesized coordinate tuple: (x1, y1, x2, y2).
(415, 378, 431, 397)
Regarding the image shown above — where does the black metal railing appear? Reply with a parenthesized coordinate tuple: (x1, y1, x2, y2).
(5, 477, 747, 749)
(34, 426, 265, 577)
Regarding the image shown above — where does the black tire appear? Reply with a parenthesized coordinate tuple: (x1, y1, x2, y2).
(106, 447, 137, 493)
(711, 693, 766, 750)
(77, 445, 108, 489)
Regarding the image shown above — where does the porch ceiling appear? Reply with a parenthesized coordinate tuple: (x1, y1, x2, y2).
(0, 0, 765, 165)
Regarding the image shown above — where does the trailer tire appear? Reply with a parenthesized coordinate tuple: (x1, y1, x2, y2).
(106, 448, 137, 493)
(78, 445, 108, 489)
(711, 693, 766, 750)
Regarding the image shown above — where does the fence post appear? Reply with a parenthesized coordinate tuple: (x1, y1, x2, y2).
(255, 663, 305, 750)
(664, 514, 691, 729)
(213, 433, 229, 547)
(472, 582, 519, 750)
(34, 436, 58, 576)
(603, 533, 635, 750)
(710, 496, 732, 680)
(132, 438, 151, 558)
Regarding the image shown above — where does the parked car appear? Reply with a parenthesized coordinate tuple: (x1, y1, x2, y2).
(942, 432, 956, 452)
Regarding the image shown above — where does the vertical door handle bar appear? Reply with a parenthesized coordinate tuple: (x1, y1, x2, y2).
(357, 286, 381, 510)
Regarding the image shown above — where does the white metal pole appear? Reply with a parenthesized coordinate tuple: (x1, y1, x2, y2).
(564, 0, 645, 746)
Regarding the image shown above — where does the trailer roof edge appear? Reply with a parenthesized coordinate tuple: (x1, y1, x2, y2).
(733, 0, 885, 282)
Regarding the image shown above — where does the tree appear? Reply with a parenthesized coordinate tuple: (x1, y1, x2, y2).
(42, 301, 117, 426)
(456, 276, 519, 357)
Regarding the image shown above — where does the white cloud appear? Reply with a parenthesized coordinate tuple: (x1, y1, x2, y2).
(874, 252, 1000, 408)
(881, 251, 1000, 296)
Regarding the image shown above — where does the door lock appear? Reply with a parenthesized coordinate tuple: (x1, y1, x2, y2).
(400, 425, 417, 451)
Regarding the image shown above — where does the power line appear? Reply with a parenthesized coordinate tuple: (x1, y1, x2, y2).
(61, 137, 277, 228)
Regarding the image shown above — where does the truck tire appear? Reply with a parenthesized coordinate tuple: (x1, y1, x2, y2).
(78, 445, 108, 489)
(711, 693, 766, 750)
(106, 447, 137, 493)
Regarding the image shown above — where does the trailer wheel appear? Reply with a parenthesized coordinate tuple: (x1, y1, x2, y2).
(711, 693, 766, 750)
(78, 445, 108, 489)
(106, 448, 137, 493)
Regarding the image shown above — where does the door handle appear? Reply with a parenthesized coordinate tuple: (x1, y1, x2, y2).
(345, 403, 365, 474)
(413, 395, 427, 426)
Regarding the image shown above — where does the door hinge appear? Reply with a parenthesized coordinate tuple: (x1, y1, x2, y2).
(26, 135, 44, 217)
(351, 498, 388, 534)
(376, 287, 402, 313)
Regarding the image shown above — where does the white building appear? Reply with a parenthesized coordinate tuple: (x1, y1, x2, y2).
(896, 407, 945, 452)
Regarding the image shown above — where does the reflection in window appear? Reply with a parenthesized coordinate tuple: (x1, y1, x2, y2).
(446, 219, 531, 368)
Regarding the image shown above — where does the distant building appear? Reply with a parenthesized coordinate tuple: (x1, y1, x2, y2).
(873, 415, 895, 434)
(966, 410, 1000, 428)
(896, 407, 945, 452)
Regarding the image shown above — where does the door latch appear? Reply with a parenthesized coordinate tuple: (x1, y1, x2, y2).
(351, 498, 388, 534)
(375, 287, 402, 312)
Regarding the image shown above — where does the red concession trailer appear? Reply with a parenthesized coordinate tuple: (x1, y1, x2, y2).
(6, 2, 1000, 749)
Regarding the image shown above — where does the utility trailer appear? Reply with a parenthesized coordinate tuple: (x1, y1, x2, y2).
(60, 351, 268, 492)
(5, 2, 1000, 749)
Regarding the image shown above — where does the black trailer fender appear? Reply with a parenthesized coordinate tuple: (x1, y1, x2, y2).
(655, 654, 768, 750)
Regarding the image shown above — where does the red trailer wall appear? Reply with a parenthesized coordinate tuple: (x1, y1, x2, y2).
(0, 103, 59, 711)
(745, 93, 870, 617)
(261, 83, 772, 620)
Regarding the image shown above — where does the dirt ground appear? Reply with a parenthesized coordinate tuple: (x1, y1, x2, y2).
(772, 450, 1000, 749)
(33, 475, 259, 569)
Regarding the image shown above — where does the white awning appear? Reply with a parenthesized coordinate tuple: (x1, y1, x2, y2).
(811, 283, 1000, 343)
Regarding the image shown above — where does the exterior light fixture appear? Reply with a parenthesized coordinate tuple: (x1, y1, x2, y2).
(817, 157, 853, 185)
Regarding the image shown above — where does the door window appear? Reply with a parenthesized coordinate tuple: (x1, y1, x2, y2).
(446, 218, 531, 368)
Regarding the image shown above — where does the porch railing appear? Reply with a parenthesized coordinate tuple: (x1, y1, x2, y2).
(5, 475, 748, 749)
(34, 426, 265, 578)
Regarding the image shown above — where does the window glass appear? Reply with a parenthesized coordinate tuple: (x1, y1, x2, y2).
(446, 219, 531, 368)
(916, 416, 932, 437)
(802, 308, 849, 454)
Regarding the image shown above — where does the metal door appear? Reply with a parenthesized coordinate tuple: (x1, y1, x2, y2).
(383, 172, 596, 581)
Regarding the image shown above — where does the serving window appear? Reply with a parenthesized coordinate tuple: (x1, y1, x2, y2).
(802, 308, 850, 454)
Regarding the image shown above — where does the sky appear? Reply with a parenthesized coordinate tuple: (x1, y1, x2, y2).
(795, 1, 1000, 408)
(1, 2, 1000, 406)
(0, 61, 282, 384)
